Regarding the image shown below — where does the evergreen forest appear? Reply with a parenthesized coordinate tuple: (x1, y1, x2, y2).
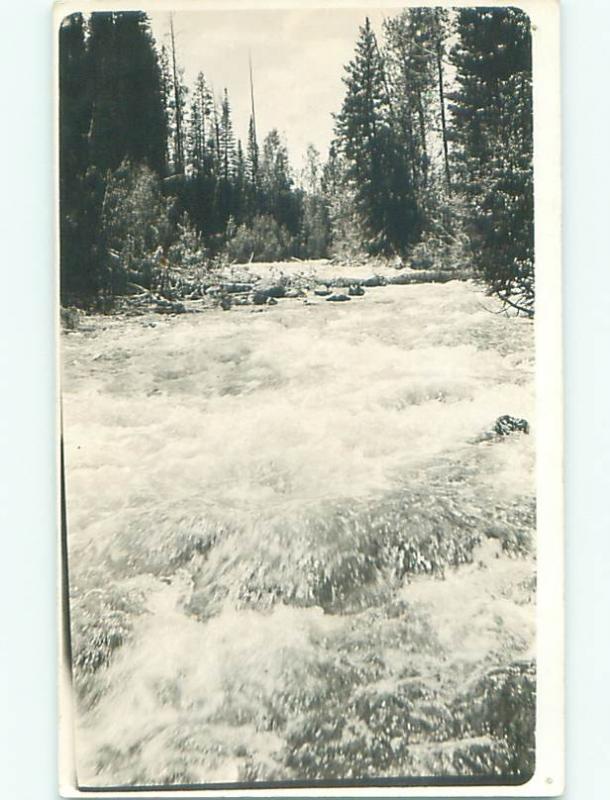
(59, 8, 534, 313)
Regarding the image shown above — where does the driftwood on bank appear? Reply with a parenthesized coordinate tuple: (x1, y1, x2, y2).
(312, 268, 466, 290)
(386, 268, 463, 285)
(124, 283, 187, 314)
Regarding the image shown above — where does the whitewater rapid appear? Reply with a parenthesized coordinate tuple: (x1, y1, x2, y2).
(62, 277, 536, 787)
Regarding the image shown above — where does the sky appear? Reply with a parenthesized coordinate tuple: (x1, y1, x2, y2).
(149, 7, 398, 172)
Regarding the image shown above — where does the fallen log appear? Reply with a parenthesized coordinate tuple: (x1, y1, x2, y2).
(386, 269, 457, 285)
(125, 283, 186, 314)
(313, 274, 386, 288)
(220, 282, 255, 294)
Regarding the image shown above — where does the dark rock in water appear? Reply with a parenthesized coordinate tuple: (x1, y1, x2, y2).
(494, 415, 530, 436)
(266, 296, 278, 305)
(251, 291, 268, 305)
(220, 296, 232, 311)
(259, 283, 285, 299)
(314, 288, 331, 297)
(362, 274, 386, 287)
(348, 285, 365, 296)
(326, 293, 351, 302)
(251, 284, 285, 304)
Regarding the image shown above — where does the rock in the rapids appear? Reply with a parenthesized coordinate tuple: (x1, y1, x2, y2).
(266, 296, 278, 305)
(494, 415, 530, 436)
(251, 283, 285, 304)
(326, 293, 351, 302)
(348, 285, 365, 296)
(284, 288, 304, 298)
(259, 283, 286, 299)
(362, 274, 386, 287)
(314, 287, 332, 297)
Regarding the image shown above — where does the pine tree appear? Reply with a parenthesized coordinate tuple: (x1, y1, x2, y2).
(244, 114, 261, 220)
(87, 12, 120, 172)
(60, 11, 169, 303)
(300, 145, 330, 258)
(246, 115, 260, 187)
(157, 21, 188, 176)
(235, 140, 246, 196)
(384, 10, 430, 191)
(59, 12, 94, 299)
(59, 13, 90, 198)
(383, 9, 452, 203)
(219, 88, 236, 181)
(261, 130, 291, 192)
(186, 71, 212, 176)
(322, 143, 365, 258)
(117, 13, 167, 174)
(335, 17, 420, 254)
(209, 93, 222, 177)
(88, 12, 166, 175)
(449, 8, 534, 312)
(260, 129, 300, 234)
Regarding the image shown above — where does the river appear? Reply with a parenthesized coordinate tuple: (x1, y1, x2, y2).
(62, 270, 536, 787)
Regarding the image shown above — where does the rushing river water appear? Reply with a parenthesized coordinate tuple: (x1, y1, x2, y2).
(62, 275, 536, 788)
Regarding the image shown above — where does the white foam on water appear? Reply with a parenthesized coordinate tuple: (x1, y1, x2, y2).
(63, 279, 536, 785)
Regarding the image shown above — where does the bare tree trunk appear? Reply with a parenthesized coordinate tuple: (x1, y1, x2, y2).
(416, 91, 428, 187)
(169, 14, 184, 175)
(436, 40, 451, 192)
(249, 52, 257, 140)
(212, 97, 221, 171)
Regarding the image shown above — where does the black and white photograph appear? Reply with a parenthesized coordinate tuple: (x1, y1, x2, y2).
(57, 0, 562, 794)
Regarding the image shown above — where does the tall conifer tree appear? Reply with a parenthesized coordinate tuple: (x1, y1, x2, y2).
(449, 8, 534, 311)
(59, 12, 95, 298)
(88, 12, 166, 175)
(187, 72, 212, 176)
(219, 89, 236, 181)
(335, 17, 420, 253)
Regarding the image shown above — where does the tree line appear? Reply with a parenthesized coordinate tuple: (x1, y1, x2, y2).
(59, 8, 534, 313)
